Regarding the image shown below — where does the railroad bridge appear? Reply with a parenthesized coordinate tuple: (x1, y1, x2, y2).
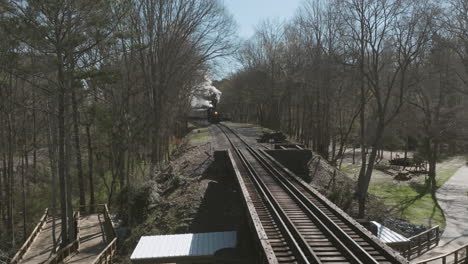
(10, 204, 116, 264)
(15, 123, 449, 264)
(130, 123, 444, 264)
(214, 123, 440, 264)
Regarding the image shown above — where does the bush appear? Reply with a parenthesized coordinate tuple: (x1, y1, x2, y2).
(389, 158, 413, 167)
(117, 181, 160, 226)
(375, 164, 391, 171)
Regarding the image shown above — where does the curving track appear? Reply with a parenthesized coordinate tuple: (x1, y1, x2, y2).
(217, 123, 407, 264)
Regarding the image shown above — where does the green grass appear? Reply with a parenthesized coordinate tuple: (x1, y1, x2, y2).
(256, 126, 274, 133)
(369, 183, 444, 227)
(370, 158, 464, 228)
(341, 157, 466, 228)
(340, 164, 360, 179)
(221, 121, 276, 135)
(222, 121, 254, 128)
(433, 166, 460, 187)
(187, 127, 211, 145)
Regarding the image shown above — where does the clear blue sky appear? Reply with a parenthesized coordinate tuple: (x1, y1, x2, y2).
(214, 0, 303, 79)
(224, 0, 303, 39)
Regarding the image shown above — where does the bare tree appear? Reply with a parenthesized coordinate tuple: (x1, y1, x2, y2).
(338, 0, 433, 217)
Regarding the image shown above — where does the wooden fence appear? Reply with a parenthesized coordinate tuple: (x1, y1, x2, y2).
(416, 243, 468, 264)
(92, 204, 117, 264)
(12, 204, 117, 264)
(10, 209, 49, 264)
(388, 226, 440, 260)
(46, 211, 81, 264)
(92, 237, 117, 264)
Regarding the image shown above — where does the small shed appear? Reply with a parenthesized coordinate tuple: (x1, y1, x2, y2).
(130, 231, 237, 264)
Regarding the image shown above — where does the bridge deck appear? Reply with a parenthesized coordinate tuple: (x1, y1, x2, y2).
(17, 213, 107, 264)
(19, 217, 61, 264)
(217, 123, 408, 264)
(67, 213, 107, 264)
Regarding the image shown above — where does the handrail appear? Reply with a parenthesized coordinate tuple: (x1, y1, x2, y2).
(396, 225, 440, 260)
(103, 204, 117, 239)
(10, 208, 49, 264)
(408, 226, 440, 241)
(16, 204, 116, 264)
(45, 211, 80, 264)
(416, 243, 468, 264)
(92, 237, 117, 264)
(92, 204, 117, 264)
(76, 203, 107, 213)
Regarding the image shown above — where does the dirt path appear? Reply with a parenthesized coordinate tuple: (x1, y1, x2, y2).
(20, 217, 61, 264)
(414, 165, 468, 261)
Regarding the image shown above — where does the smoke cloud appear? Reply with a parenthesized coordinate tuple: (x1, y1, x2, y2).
(191, 76, 222, 108)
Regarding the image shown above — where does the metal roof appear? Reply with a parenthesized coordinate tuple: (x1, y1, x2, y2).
(130, 231, 237, 261)
(370, 221, 409, 243)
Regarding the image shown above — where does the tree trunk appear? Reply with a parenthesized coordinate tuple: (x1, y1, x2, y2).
(71, 89, 86, 211)
(7, 105, 16, 246)
(65, 83, 75, 242)
(358, 124, 384, 218)
(57, 55, 69, 246)
(86, 124, 95, 213)
(33, 88, 37, 183)
(331, 135, 336, 163)
(47, 102, 58, 251)
(352, 146, 356, 165)
(404, 136, 409, 159)
(21, 153, 26, 241)
(357, 92, 367, 218)
(426, 138, 438, 192)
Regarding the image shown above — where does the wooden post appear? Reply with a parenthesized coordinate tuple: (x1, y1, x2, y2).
(407, 241, 411, 259)
(465, 246, 468, 264)
(427, 231, 430, 250)
(418, 235, 422, 255)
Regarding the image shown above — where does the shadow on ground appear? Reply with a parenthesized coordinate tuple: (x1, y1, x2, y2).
(188, 160, 257, 262)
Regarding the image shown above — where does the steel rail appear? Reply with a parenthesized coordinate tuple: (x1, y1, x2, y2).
(235, 147, 320, 264)
(219, 124, 357, 263)
(227, 125, 367, 263)
(217, 123, 405, 264)
(248, 147, 374, 264)
(260, 149, 406, 264)
(218, 124, 314, 263)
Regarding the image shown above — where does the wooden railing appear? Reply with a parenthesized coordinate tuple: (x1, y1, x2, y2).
(416, 243, 468, 264)
(92, 237, 117, 264)
(391, 226, 440, 260)
(10, 208, 49, 264)
(46, 211, 81, 264)
(92, 204, 117, 264)
(13, 204, 116, 264)
(102, 204, 117, 240)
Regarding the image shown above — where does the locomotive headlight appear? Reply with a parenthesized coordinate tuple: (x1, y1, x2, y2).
(214, 112, 218, 115)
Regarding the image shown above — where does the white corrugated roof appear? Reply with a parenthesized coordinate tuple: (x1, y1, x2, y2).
(370, 221, 409, 243)
(130, 231, 237, 261)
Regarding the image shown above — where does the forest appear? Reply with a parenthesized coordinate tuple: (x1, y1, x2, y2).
(216, 0, 468, 218)
(0, 0, 235, 259)
(1, 0, 468, 262)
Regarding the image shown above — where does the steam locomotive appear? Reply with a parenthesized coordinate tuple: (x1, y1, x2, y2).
(188, 92, 222, 123)
(207, 107, 221, 123)
(206, 92, 221, 123)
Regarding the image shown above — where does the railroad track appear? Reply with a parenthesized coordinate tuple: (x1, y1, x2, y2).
(216, 123, 406, 264)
